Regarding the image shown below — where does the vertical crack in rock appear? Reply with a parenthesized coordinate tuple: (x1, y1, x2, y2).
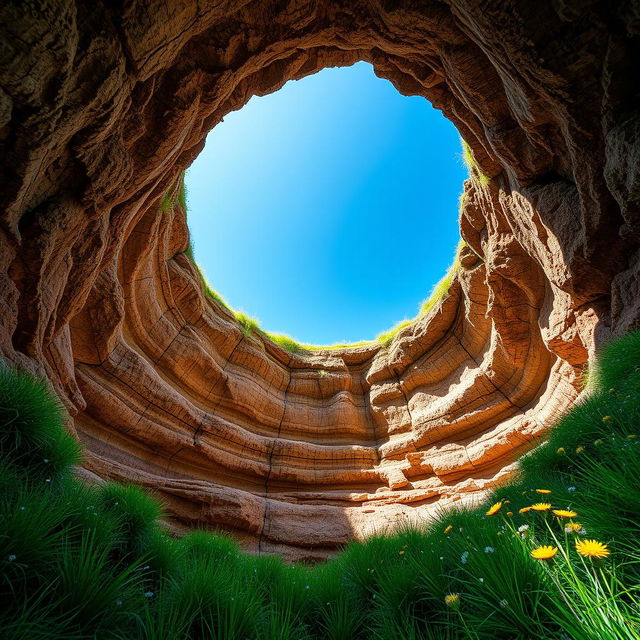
(258, 374, 292, 554)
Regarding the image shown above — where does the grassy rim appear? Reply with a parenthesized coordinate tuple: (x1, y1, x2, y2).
(176, 139, 480, 354)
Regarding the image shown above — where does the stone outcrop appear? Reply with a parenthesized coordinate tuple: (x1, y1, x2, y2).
(1, 1, 638, 560)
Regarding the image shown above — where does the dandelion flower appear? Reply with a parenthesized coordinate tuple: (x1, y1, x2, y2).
(565, 522, 585, 534)
(444, 524, 453, 535)
(556, 447, 566, 454)
(531, 503, 552, 512)
(531, 545, 558, 560)
(485, 501, 503, 516)
(601, 416, 612, 423)
(535, 489, 552, 494)
(506, 511, 513, 517)
(552, 509, 577, 518)
(575, 446, 585, 453)
(519, 506, 532, 514)
(399, 550, 405, 555)
(444, 593, 460, 609)
(575, 539, 610, 559)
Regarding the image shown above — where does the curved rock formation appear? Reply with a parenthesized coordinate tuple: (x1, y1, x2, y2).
(1, 1, 638, 560)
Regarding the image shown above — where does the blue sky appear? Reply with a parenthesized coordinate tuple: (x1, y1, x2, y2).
(186, 62, 466, 345)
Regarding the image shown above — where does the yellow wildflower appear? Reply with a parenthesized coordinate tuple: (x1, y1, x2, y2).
(444, 594, 460, 609)
(530, 503, 552, 512)
(444, 524, 453, 535)
(575, 539, 610, 559)
(531, 545, 558, 560)
(485, 501, 503, 516)
(552, 509, 577, 518)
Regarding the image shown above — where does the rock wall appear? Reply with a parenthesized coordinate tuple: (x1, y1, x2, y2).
(1, 1, 638, 560)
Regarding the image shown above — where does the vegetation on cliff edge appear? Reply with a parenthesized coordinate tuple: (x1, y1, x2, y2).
(178, 136, 478, 354)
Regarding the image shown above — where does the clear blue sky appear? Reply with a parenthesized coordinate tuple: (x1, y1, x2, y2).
(186, 62, 466, 345)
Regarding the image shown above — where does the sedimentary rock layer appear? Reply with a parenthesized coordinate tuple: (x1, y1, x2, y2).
(1, 1, 638, 560)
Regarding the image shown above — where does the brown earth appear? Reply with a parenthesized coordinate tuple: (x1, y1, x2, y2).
(1, 1, 638, 561)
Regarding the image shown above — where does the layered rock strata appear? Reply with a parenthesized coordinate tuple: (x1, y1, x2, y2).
(1, 1, 638, 560)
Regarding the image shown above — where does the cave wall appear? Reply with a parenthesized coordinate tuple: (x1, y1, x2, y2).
(1, 0, 638, 560)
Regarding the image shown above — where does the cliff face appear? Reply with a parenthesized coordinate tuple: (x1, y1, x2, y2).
(1, 1, 638, 560)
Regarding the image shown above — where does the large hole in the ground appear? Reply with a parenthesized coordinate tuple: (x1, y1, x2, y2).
(8, 1, 633, 567)
(185, 62, 466, 346)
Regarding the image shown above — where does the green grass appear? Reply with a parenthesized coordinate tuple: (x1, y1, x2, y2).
(235, 311, 261, 340)
(200, 239, 464, 355)
(2, 329, 640, 637)
(461, 139, 490, 187)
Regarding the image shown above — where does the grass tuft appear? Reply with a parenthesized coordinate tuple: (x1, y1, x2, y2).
(235, 311, 261, 339)
(267, 333, 308, 354)
(0, 363, 81, 481)
(98, 483, 162, 559)
(461, 139, 490, 187)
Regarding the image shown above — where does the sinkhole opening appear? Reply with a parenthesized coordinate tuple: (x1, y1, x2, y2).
(184, 62, 467, 349)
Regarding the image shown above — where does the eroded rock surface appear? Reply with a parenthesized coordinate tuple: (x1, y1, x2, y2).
(1, 1, 638, 560)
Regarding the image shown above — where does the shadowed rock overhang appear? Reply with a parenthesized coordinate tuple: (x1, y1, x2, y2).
(1, 1, 639, 561)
